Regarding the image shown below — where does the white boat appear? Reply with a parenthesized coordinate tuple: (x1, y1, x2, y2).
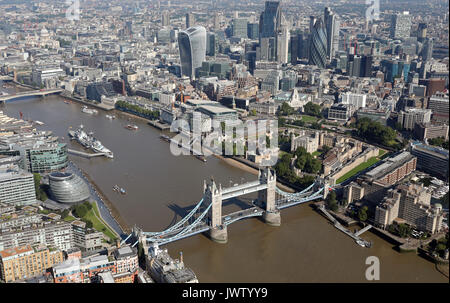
(81, 106, 98, 115)
(125, 124, 138, 130)
(356, 239, 366, 247)
(35, 121, 44, 125)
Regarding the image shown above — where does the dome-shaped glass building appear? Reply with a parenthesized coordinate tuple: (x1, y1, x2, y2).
(48, 172, 90, 204)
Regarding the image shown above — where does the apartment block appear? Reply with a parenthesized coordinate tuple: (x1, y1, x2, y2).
(0, 244, 63, 283)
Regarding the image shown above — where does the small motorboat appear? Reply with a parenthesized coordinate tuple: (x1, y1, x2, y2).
(125, 124, 138, 130)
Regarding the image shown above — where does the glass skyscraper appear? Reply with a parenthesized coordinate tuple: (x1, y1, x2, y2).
(390, 11, 412, 40)
(309, 18, 327, 69)
(259, 1, 281, 39)
(178, 26, 207, 79)
(324, 7, 340, 59)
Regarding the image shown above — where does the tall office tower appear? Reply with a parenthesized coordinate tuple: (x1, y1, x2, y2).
(124, 21, 133, 37)
(290, 34, 299, 65)
(232, 18, 248, 38)
(206, 32, 217, 56)
(161, 11, 170, 27)
(308, 18, 327, 68)
(324, 7, 340, 59)
(247, 23, 259, 40)
(213, 13, 220, 30)
(420, 38, 434, 61)
(178, 26, 206, 79)
(259, 1, 282, 40)
(347, 54, 362, 77)
(381, 59, 400, 83)
(298, 32, 309, 59)
(186, 13, 195, 28)
(258, 37, 276, 61)
(417, 23, 427, 42)
(390, 11, 412, 40)
(309, 16, 317, 34)
(276, 25, 290, 64)
(360, 55, 373, 77)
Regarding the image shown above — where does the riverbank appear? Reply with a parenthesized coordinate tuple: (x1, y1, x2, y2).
(60, 92, 114, 111)
(77, 166, 131, 234)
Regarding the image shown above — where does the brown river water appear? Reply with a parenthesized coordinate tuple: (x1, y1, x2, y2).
(0, 86, 447, 283)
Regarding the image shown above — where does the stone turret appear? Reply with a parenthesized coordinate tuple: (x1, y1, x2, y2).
(258, 168, 281, 226)
(203, 178, 227, 243)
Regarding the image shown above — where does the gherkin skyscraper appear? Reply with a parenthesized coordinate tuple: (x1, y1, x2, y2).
(309, 18, 327, 69)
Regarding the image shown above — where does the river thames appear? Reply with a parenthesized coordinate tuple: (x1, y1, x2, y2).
(0, 88, 447, 282)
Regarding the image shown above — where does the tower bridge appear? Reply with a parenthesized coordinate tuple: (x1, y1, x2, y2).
(124, 168, 334, 248)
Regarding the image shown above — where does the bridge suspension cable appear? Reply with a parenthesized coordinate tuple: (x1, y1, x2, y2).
(275, 182, 316, 197)
(150, 202, 213, 245)
(143, 198, 205, 237)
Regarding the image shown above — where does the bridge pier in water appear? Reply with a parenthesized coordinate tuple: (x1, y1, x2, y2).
(204, 179, 228, 243)
(129, 167, 331, 248)
(258, 168, 281, 226)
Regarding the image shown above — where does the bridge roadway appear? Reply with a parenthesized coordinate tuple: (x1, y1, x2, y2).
(0, 88, 63, 102)
(143, 205, 266, 245)
(144, 190, 328, 246)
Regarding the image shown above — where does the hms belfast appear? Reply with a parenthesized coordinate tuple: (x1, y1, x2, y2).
(145, 242, 198, 283)
(68, 125, 113, 158)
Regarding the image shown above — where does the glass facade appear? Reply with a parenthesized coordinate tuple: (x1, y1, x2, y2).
(259, 1, 281, 39)
(28, 143, 68, 173)
(48, 172, 90, 204)
(178, 26, 206, 79)
(309, 18, 327, 68)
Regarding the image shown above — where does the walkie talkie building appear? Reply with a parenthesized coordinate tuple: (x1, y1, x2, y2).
(178, 25, 206, 79)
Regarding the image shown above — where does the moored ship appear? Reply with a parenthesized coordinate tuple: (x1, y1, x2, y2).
(81, 106, 98, 114)
(68, 125, 113, 158)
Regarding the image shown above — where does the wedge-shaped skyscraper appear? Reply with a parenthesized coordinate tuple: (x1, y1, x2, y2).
(178, 25, 206, 79)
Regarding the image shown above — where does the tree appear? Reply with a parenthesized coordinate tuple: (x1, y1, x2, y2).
(358, 206, 368, 222)
(61, 209, 69, 219)
(74, 204, 88, 218)
(85, 220, 93, 229)
(278, 102, 295, 116)
(304, 102, 322, 118)
(355, 118, 397, 147)
(33, 173, 47, 201)
(83, 201, 93, 210)
(326, 191, 338, 211)
(397, 224, 411, 238)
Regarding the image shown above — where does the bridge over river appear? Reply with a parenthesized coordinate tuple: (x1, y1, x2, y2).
(121, 168, 357, 250)
(0, 88, 63, 103)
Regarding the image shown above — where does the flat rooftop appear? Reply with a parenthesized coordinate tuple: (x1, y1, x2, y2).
(364, 151, 414, 180)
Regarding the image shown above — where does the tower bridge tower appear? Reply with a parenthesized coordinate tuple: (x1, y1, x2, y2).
(258, 168, 281, 226)
(203, 179, 228, 243)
